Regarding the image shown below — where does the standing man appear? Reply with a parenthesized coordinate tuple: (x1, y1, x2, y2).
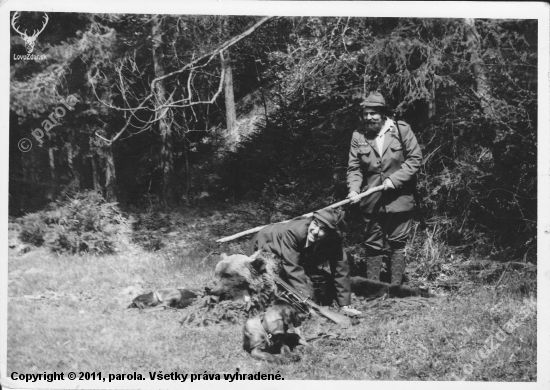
(347, 92, 422, 285)
(246, 208, 361, 316)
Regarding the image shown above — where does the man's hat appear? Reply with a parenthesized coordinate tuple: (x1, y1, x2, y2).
(312, 208, 344, 230)
(360, 91, 387, 108)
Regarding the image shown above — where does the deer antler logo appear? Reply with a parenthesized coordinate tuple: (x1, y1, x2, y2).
(11, 12, 49, 54)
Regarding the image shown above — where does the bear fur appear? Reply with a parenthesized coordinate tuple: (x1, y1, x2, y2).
(209, 251, 426, 305)
(181, 251, 429, 326)
(207, 251, 282, 307)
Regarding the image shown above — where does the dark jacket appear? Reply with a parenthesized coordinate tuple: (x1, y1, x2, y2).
(347, 120, 422, 213)
(246, 217, 351, 306)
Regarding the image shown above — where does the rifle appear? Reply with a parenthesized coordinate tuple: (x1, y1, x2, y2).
(394, 120, 427, 230)
(273, 276, 351, 326)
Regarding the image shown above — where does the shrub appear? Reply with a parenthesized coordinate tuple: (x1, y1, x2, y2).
(130, 212, 170, 251)
(19, 212, 48, 246)
(18, 191, 129, 254)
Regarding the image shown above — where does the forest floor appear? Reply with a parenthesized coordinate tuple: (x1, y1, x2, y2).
(6, 203, 537, 382)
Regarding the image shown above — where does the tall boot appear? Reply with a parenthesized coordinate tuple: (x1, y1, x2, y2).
(390, 251, 406, 285)
(380, 255, 391, 284)
(365, 255, 384, 281)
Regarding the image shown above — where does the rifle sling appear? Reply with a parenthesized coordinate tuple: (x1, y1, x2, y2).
(395, 120, 426, 229)
(394, 121, 421, 203)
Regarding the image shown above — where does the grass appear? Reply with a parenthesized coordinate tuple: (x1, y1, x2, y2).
(6, 206, 537, 381)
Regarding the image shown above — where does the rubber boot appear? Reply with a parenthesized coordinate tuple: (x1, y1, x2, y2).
(365, 255, 384, 281)
(390, 252, 406, 285)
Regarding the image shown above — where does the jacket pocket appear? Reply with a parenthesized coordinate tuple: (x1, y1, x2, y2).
(358, 146, 371, 155)
(390, 143, 403, 152)
(390, 142, 404, 162)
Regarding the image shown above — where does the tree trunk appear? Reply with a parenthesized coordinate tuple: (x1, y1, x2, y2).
(428, 72, 436, 119)
(183, 136, 191, 206)
(66, 141, 80, 189)
(152, 16, 175, 206)
(48, 147, 56, 200)
(221, 49, 238, 149)
(255, 59, 270, 127)
(91, 154, 100, 192)
(102, 144, 117, 202)
(19, 151, 29, 213)
(220, 45, 242, 196)
(464, 18, 494, 119)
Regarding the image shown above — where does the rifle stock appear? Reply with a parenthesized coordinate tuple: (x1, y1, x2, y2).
(310, 302, 352, 325)
(274, 276, 351, 326)
(394, 119, 426, 230)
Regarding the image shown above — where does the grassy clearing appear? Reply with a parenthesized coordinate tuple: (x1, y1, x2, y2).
(7, 207, 536, 381)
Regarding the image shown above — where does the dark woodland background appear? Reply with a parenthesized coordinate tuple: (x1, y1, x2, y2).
(9, 14, 537, 261)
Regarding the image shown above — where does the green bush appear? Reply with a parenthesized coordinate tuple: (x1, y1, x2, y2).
(18, 191, 128, 254)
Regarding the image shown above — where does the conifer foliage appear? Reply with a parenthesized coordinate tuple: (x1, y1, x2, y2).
(10, 15, 537, 259)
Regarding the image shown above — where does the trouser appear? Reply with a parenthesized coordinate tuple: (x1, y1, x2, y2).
(362, 211, 413, 284)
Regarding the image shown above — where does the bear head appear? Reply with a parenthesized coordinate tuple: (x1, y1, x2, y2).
(208, 252, 279, 301)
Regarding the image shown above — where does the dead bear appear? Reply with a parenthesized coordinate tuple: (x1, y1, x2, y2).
(207, 251, 281, 304)
(208, 251, 428, 306)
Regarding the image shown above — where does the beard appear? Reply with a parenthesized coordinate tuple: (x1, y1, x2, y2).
(364, 120, 383, 135)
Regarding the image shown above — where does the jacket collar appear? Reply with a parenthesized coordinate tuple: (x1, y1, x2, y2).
(381, 118, 395, 134)
(381, 119, 398, 156)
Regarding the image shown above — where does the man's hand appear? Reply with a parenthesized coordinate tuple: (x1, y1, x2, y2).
(347, 191, 360, 204)
(340, 305, 362, 316)
(383, 178, 395, 191)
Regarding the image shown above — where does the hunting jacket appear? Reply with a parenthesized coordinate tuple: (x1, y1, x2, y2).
(246, 217, 351, 306)
(347, 120, 422, 214)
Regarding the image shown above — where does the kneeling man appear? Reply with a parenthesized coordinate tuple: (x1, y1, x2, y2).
(246, 208, 361, 316)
